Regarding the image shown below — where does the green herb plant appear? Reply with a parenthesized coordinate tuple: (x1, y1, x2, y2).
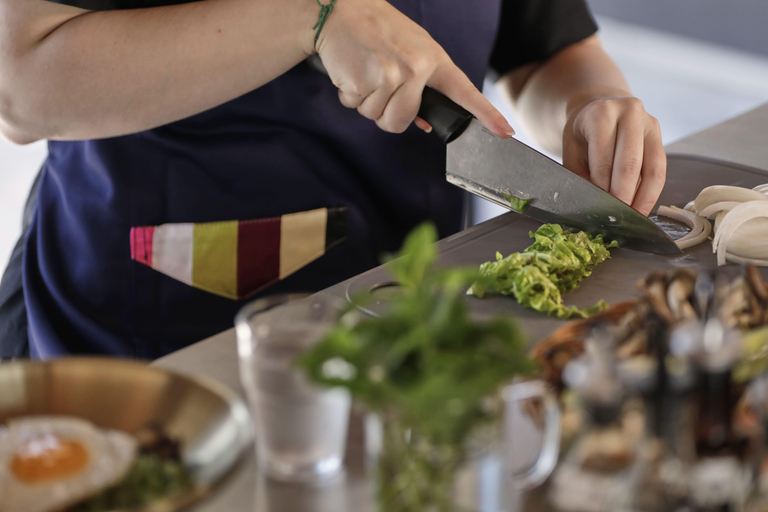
(299, 223, 534, 512)
(468, 224, 618, 319)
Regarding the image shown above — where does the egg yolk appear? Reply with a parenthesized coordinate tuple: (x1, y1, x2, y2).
(10, 434, 89, 483)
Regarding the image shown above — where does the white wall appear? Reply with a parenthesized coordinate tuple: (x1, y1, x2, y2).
(0, 141, 44, 269)
(472, 16, 768, 224)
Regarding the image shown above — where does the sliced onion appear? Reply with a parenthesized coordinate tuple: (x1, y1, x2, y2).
(752, 183, 768, 194)
(693, 185, 768, 213)
(718, 218, 768, 259)
(714, 202, 768, 265)
(714, 210, 729, 232)
(658, 205, 697, 225)
(684, 200, 696, 212)
(657, 205, 710, 250)
(713, 201, 768, 250)
(678, 218, 711, 249)
(698, 201, 741, 219)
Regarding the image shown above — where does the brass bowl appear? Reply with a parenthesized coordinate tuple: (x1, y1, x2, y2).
(0, 357, 254, 511)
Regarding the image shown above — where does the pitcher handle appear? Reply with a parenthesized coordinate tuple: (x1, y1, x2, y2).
(501, 379, 561, 491)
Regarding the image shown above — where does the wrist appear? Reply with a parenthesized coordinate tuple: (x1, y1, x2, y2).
(295, 0, 324, 56)
(299, 0, 343, 56)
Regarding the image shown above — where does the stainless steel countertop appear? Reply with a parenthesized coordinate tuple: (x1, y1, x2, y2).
(154, 102, 768, 512)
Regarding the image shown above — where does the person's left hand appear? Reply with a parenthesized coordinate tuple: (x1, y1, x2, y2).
(561, 93, 665, 216)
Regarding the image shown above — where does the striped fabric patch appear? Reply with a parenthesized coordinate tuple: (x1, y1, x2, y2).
(130, 207, 347, 300)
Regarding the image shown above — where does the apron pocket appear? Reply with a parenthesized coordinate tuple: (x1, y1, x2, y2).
(129, 207, 347, 300)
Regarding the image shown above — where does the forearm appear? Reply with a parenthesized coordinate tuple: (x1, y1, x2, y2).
(498, 36, 630, 155)
(0, 0, 318, 143)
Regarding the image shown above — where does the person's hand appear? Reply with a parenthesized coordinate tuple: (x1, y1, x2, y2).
(311, 0, 514, 137)
(562, 92, 665, 216)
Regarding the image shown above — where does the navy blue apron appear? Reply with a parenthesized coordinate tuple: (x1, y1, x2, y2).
(23, 0, 502, 359)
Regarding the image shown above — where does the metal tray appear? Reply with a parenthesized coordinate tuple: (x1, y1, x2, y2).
(0, 357, 253, 512)
(345, 154, 768, 343)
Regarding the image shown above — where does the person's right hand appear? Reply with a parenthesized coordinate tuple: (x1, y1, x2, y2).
(311, 0, 514, 138)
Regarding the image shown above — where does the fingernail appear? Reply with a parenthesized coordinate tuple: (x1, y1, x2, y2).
(502, 120, 515, 137)
(424, 126, 433, 134)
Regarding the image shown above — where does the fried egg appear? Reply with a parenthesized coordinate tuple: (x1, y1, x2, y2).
(0, 416, 137, 512)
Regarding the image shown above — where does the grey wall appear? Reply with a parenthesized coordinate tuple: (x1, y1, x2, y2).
(586, 0, 768, 57)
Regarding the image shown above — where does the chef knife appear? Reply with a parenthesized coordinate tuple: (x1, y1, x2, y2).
(418, 87, 681, 255)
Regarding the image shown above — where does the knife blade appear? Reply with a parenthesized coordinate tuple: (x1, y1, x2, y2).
(417, 88, 681, 255)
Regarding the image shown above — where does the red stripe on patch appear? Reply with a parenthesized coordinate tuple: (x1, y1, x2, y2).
(130, 226, 154, 267)
(237, 218, 281, 299)
(130, 228, 136, 260)
(143, 226, 155, 267)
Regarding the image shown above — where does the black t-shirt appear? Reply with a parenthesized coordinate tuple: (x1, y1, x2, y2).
(490, 0, 598, 76)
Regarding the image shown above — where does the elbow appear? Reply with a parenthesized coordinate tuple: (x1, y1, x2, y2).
(0, 126, 41, 146)
(0, 92, 43, 145)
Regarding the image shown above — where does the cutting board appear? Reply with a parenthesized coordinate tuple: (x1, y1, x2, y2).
(344, 154, 768, 343)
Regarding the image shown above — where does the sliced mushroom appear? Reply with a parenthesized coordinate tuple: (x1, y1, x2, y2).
(667, 270, 697, 322)
(746, 264, 768, 303)
(720, 277, 751, 329)
(638, 270, 669, 292)
(735, 279, 765, 329)
(534, 267, 768, 395)
(616, 331, 648, 359)
(746, 287, 764, 328)
(693, 271, 715, 319)
(643, 275, 675, 325)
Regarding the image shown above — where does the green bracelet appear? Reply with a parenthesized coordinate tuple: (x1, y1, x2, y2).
(312, 0, 336, 48)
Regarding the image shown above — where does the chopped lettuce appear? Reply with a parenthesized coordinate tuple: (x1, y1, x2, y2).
(502, 193, 532, 213)
(468, 224, 618, 319)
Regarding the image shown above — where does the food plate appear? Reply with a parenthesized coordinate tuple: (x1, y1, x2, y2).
(0, 357, 253, 511)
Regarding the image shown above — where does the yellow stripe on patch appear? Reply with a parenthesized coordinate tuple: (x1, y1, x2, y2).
(192, 221, 238, 299)
(279, 208, 327, 280)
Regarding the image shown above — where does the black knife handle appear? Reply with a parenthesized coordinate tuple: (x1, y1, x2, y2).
(305, 55, 472, 143)
(417, 87, 474, 144)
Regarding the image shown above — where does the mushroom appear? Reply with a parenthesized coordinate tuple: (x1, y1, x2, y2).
(533, 300, 638, 391)
(667, 269, 697, 322)
(693, 271, 715, 319)
(534, 267, 768, 395)
(719, 276, 750, 329)
(746, 264, 768, 303)
(533, 340, 586, 393)
(640, 272, 675, 325)
(719, 273, 766, 329)
(616, 330, 649, 359)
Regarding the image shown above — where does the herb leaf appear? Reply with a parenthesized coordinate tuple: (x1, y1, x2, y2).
(298, 222, 535, 446)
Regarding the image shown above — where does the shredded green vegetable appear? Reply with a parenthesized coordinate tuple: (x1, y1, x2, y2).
(502, 192, 532, 213)
(68, 455, 192, 511)
(468, 224, 618, 319)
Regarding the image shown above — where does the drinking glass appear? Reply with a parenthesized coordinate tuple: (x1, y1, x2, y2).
(364, 379, 560, 512)
(236, 293, 351, 484)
